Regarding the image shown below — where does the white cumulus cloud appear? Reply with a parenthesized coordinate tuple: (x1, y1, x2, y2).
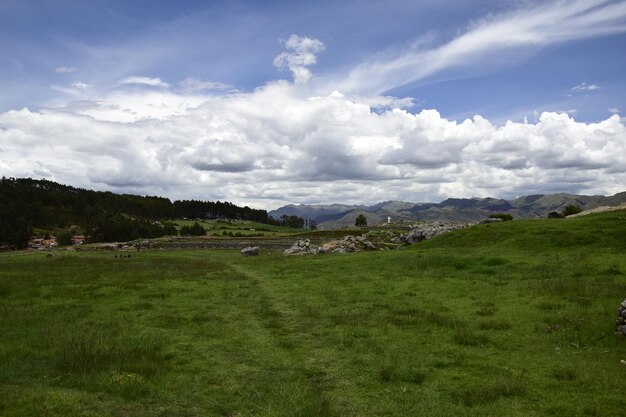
(1, 81, 624, 209)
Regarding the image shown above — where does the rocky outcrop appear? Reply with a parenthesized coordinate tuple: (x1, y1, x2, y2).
(321, 234, 378, 254)
(400, 221, 468, 244)
(284, 235, 379, 255)
(284, 239, 314, 255)
(240, 246, 260, 256)
(617, 299, 626, 336)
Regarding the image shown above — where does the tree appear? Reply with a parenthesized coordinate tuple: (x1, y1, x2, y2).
(355, 214, 367, 227)
(277, 214, 305, 228)
(562, 205, 582, 217)
(162, 221, 178, 236)
(180, 222, 206, 236)
(56, 231, 72, 246)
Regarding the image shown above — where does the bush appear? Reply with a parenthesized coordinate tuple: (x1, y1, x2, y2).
(179, 222, 206, 236)
(489, 213, 513, 221)
(162, 222, 178, 236)
(548, 211, 564, 218)
(56, 231, 72, 246)
(562, 205, 582, 217)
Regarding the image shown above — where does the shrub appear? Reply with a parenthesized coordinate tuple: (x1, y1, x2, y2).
(56, 231, 72, 246)
(548, 211, 564, 218)
(179, 222, 206, 236)
(562, 205, 582, 216)
(162, 222, 178, 236)
(489, 213, 513, 221)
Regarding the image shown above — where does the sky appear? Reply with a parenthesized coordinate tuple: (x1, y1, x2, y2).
(1, 0, 625, 210)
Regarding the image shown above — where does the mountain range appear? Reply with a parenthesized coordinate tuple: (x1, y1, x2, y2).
(269, 192, 626, 229)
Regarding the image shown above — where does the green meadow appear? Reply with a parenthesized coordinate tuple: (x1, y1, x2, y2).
(174, 219, 306, 238)
(1, 211, 625, 416)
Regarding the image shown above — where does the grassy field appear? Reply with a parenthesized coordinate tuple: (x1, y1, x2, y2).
(174, 219, 306, 238)
(1, 211, 625, 416)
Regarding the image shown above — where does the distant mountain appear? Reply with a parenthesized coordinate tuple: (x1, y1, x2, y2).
(269, 192, 626, 229)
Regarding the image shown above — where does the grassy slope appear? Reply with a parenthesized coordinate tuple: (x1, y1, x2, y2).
(174, 219, 305, 237)
(1, 211, 625, 416)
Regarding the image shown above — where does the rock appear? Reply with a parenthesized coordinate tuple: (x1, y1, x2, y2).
(480, 218, 503, 224)
(241, 246, 260, 256)
(322, 241, 338, 252)
(401, 221, 468, 245)
(316, 247, 326, 254)
(363, 240, 376, 250)
(283, 239, 315, 255)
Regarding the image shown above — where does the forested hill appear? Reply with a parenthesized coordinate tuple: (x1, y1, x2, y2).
(0, 177, 270, 247)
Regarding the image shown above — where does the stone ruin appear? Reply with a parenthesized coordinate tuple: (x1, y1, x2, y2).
(284, 221, 470, 256)
(240, 246, 260, 256)
(284, 235, 379, 256)
(617, 299, 626, 336)
(393, 221, 469, 244)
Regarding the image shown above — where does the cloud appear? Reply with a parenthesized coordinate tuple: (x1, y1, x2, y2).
(119, 76, 170, 88)
(571, 82, 600, 92)
(177, 78, 234, 94)
(273, 34, 325, 84)
(609, 107, 621, 114)
(1, 81, 624, 209)
(54, 66, 77, 74)
(337, 0, 626, 94)
(71, 82, 92, 89)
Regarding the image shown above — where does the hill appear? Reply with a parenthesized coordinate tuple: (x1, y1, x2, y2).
(0, 177, 271, 248)
(270, 192, 626, 229)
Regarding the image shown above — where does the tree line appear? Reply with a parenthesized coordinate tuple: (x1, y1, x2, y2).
(0, 177, 303, 248)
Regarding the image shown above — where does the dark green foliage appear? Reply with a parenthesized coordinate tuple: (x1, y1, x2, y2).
(0, 216, 31, 249)
(179, 222, 206, 236)
(87, 213, 169, 242)
(172, 199, 268, 222)
(56, 231, 72, 246)
(355, 214, 367, 227)
(270, 214, 305, 228)
(489, 213, 513, 221)
(562, 205, 582, 216)
(548, 211, 564, 218)
(0, 177, 273, 244)
(162, 221, 178, 236)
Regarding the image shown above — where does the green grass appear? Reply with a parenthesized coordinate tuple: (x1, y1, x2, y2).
(1, 210, 625, 416)
(173, 219, 305, 237)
